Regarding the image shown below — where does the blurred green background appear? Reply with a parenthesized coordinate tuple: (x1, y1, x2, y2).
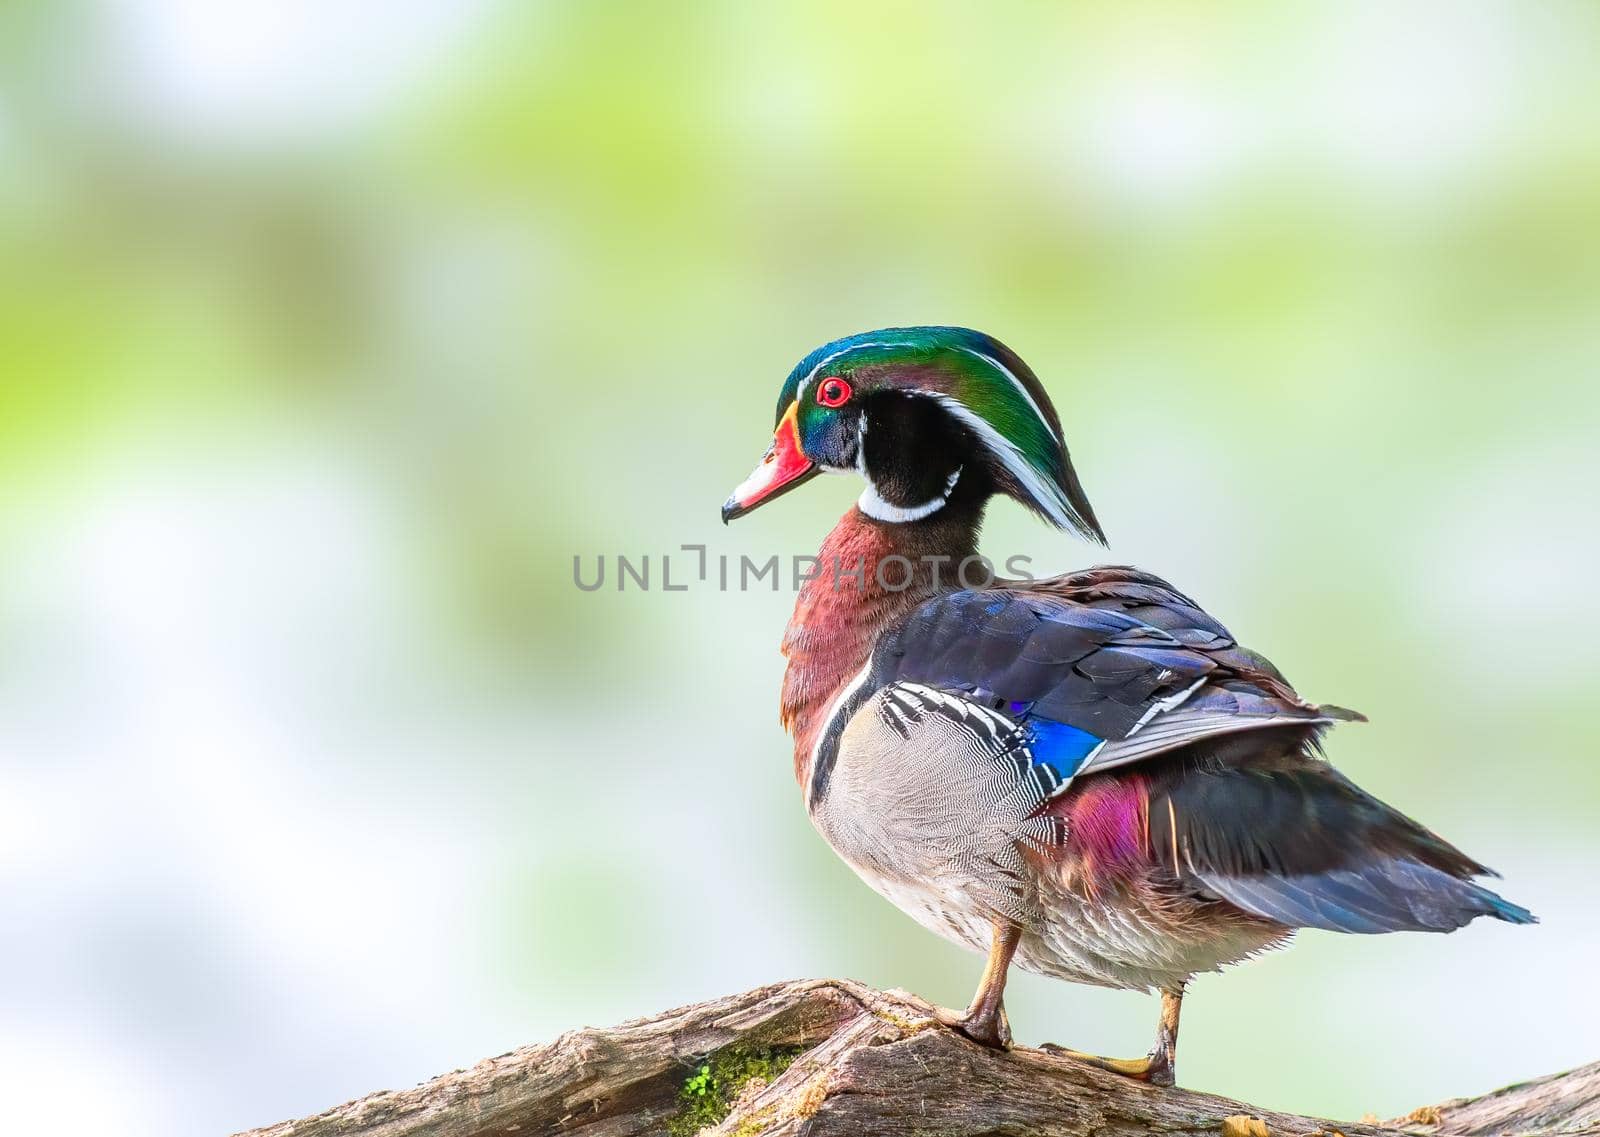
(2, 1, 1598, 1133)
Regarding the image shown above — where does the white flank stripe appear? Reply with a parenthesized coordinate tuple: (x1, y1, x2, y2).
(808, 661, 875, 807)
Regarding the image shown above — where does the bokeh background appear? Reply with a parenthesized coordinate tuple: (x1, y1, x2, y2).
(3, 2, 1598, 1133)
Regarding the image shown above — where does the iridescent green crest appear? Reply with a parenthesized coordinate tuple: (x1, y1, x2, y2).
(777, 327, 1104, 542)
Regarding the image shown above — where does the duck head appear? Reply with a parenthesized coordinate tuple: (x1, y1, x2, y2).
(721, 326, 1106, 541)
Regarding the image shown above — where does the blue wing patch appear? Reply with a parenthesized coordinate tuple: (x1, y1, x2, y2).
(1025, 717, 1103, 780)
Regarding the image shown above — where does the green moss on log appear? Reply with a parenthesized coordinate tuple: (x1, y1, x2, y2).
(665, 1043, 806, 1136)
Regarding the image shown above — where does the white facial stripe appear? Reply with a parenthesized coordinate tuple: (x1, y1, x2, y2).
(857, 466, 961, 524)
(797, 340, 1056, 450)
(802, 341, 1071, 527)
(796, 340, 919, 405)
(955, 346, 1060, 443)
(930, 395, 1074, 529)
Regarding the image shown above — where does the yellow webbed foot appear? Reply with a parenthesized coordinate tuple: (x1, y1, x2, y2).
(1039, 985, 1183, 1087)
(1039, 1044, 1174, 1087)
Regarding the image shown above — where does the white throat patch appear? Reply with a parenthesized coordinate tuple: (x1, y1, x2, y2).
(858, 466, 962, 523)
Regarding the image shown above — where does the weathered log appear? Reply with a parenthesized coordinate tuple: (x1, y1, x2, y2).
(235, 979, 1599, 1137)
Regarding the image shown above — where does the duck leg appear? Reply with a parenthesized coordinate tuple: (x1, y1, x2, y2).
(948, 919, 1020, 1049)
(1043, 983, 1183, 1087)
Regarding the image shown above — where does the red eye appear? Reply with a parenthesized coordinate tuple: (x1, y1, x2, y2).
(816, 377, 853, 408)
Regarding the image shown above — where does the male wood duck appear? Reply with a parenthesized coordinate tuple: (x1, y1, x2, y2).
(720, 326, 1533, 1087)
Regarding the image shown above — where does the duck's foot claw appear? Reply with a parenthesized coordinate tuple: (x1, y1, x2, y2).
(1039, 1044, 1174, 1088)
(937, 1004, 1013, 1050)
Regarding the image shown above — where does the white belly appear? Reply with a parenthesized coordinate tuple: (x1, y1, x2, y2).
(855, 862, 1000, 956)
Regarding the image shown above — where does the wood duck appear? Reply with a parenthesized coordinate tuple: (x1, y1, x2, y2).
(720, 326, 1533, 1086)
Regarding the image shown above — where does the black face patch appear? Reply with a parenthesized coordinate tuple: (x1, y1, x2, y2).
(860, 393, 970, 508)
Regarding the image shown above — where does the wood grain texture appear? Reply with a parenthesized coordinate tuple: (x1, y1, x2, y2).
(1409, 1061, 1600, 1136)
(234, 980, 1598, 1137)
